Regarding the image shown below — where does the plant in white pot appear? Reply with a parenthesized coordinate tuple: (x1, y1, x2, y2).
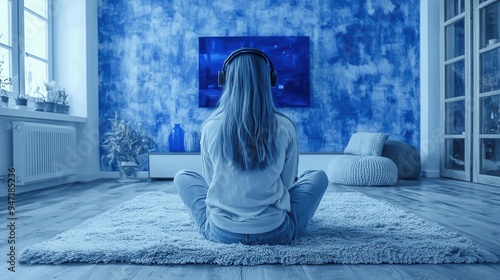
(101, 112, 157, 182)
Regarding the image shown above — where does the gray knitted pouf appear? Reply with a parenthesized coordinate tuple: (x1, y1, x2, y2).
(327, 155, 398, 186)
(382, 140, 421, 179)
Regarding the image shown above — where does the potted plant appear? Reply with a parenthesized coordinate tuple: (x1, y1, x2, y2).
(29, 86, 44, 111)
(34, 94, 46, 111)
(101, 112, 157, 182)
(0, 52, 13, 108)
(14, 92, 28, 109)
(56, 88, 70, 114)
(42, 81, 58, 113)
(1, 91, 8, 108)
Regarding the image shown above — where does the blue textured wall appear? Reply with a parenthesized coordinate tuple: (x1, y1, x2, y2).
(98, 0, 420, 169)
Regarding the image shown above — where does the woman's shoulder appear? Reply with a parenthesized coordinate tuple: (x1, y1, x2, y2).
(275, 113, 296, 142)
(275, 113, 295, 130)
(203, 113, 223, 129)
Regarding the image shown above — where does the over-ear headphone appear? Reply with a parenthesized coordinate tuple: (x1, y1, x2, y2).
(218, 48, 277, 87)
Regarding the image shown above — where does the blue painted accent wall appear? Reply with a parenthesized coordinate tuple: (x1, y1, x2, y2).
(98, 0, 420, 170)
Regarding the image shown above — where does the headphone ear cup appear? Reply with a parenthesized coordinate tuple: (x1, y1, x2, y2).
(270, 71, 277, 87)
(218, 71, 225, 87)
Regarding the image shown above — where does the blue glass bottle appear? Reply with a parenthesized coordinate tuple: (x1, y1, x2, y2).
(169, 124, 185, 152)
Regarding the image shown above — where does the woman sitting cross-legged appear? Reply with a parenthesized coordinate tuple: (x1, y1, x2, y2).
(174, 48, 328, 245)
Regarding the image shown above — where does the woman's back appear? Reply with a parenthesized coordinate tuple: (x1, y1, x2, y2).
(201, 112, 298, 234)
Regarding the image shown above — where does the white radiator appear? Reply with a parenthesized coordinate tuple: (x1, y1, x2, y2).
(13, 121, 77, 185)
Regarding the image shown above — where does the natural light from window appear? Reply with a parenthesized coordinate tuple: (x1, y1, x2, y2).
(0, 0, 12, 92)
(24, 0, 49, 97)
(1, 0, 89, 119)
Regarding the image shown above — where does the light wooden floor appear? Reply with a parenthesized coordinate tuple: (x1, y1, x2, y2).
(1, 177, 499, 280)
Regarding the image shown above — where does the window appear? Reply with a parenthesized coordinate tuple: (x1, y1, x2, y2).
(0, 0, 51, 96)
(0, 0, 13, 92)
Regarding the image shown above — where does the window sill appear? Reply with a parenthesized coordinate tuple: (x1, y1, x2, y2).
(0, 107, 86, 123)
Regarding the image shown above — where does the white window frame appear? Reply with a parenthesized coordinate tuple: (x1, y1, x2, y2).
(2, 0, 53, 97)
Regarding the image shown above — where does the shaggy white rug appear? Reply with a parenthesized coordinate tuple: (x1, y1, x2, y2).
(19, 191, 497, 265)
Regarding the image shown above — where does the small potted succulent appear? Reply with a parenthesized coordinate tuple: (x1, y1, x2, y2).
(33, 87, 46, 112)
(1, 90, 8, 108)
(44, 98, 57, 112)
(42, 80, 58, 112)
(101, 112, 158, 182)
(14, 92, 28, 109)
(56, 88, 70, 114)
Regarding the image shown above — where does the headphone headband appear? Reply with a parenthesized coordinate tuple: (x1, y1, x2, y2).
(218, 48, 277, 87)
(222, 48, 275, 72)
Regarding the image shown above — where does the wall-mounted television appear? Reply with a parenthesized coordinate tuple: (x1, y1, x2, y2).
(199, 36, 310, 107)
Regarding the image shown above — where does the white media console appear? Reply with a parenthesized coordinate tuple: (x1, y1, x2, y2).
(148, 152, 339, 179)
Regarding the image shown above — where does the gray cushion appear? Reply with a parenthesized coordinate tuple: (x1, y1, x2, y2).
(327, 155, 398, 186)
(382, 140, 421, 179)
(344, 132, 388, 156)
